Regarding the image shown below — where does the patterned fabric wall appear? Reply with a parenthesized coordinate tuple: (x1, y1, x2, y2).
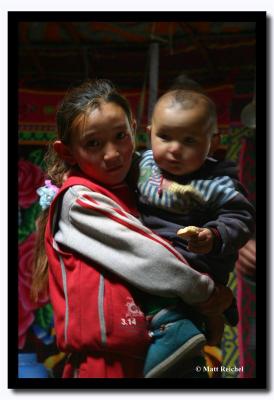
(18, 153, 65, 377)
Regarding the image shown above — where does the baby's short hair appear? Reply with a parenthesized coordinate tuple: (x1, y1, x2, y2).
(153, 89, 218, 135)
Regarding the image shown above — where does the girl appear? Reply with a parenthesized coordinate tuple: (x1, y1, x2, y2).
(32, 79, 232, 378)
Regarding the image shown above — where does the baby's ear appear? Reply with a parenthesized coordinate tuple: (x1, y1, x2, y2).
(53, 140, 77, 165)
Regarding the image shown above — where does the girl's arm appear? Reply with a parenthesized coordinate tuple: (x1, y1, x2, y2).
(54, 185, 214, 305)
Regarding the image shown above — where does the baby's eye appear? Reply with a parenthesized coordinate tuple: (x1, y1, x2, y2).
(183, 137, 197, 145)
(159, 134, 170, 141)
(86, 139, 100, 147)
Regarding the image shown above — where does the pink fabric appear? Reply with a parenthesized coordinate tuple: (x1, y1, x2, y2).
(18, 159, 44, 208)
(18, 232, 49, 348)
(237, 136, 256, 378)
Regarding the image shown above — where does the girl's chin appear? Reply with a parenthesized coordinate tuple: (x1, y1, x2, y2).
(101, 173, 127, 186)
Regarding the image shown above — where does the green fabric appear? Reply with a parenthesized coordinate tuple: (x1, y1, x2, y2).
(19, 130, 56, 142)
(35, 304, 54, 330)
(18, 203, 41, 243)
(28, 148, 47, 170)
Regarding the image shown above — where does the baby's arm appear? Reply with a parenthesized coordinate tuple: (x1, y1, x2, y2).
(54, 185, 215, 305)
(202, 192, 255, 256)
(177, 188, 255, 256)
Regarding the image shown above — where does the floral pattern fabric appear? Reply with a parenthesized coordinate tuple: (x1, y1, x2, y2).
(18, 159, 44, 209)
(18, 232, 48, 349)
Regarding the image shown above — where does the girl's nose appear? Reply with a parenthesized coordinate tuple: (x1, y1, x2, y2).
(104, 144, 121, 163)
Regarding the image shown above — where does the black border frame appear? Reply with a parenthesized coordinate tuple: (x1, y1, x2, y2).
(9, 10, 267, 390)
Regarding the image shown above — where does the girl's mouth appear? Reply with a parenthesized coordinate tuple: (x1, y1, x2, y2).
(107, 165, 123, 173)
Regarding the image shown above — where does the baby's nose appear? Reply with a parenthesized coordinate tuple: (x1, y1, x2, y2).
(170, 142, 183, 156)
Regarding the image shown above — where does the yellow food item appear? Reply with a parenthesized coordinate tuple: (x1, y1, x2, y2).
(177, 226, 200, 240)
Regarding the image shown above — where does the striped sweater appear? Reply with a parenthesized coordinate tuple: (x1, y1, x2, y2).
(137, 150, 255, 284)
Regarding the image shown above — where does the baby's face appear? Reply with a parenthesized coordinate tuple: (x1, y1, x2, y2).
(150, 101, 212, 176)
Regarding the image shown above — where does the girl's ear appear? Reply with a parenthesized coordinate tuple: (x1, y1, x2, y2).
(209, 133, 221, 156)
(53, 140, 77, 165)
(131, 119, 137, 134)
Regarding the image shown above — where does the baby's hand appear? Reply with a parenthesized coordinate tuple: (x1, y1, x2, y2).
(177, 226, 214, 254)
(188, 228, 214, 254)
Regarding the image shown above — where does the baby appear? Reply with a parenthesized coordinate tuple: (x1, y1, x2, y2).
(135, 89, 255, 377)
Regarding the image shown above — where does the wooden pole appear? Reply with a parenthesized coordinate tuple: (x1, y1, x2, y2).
(147, 42, 159, 124)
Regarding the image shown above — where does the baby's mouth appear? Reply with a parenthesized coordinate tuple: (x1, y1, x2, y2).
(166, 159, 182, 166)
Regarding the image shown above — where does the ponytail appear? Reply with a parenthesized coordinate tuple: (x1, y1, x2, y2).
(31, 210, 50, 302)
(31, 144, 71, 301)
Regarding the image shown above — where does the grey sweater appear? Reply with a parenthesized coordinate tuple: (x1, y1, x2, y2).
(54, 184, 215, 305)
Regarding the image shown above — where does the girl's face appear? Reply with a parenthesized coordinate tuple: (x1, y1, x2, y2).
(150, 101, 212, 176)
(67, 102, 135, 186)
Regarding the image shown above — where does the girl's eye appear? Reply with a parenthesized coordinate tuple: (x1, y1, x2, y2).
(116, 132, 127, 140)
(86, 139, 100, 147)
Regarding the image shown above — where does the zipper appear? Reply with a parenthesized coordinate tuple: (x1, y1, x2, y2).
(52, 239, 69, 346)
(98, 274, 107, 346)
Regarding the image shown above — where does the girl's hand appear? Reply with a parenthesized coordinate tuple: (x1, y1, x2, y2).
(194, 284, 233, 317)
(204, 315, 225, 346)
(236, 238, 256, 278)
(187, 228, 214, 254)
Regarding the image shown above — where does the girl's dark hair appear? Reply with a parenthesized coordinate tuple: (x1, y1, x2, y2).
(32, 79, 133, 300)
